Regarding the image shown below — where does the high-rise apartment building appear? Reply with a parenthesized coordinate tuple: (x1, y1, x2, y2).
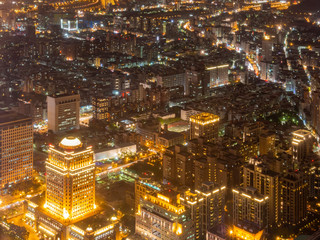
(233, 187, 268, 230)
(259, 132, 276, 156)
(181, 183, 226, 240)
(135, 190, 195, 240)
(243, 163, 280, 225)
(281, 172, 308, 226)
(260, 61, 279, 82)
(207, 64, 229, 88)
(176, 146, 194, 188)
(261, 36, 274, 62)
(47, 94, 80, 133)
(92, 96, 110, 121)
(163, 147, 176, 182)
(189, 112, 219, 142)
(45, 136, 95, 221)
(292, 129, 313, 169)
(0, 111, 33, 191)
(194, 158, 208, 190)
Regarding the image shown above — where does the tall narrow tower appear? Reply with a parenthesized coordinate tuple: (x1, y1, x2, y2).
(45, 136, 95, 222)
(189, 112, 219, 142)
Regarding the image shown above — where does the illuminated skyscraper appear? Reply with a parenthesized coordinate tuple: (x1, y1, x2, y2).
(0, 111, 33, 191)
(181, 183, 226, 240)
(232, 187, 268, 229)
(26, 137, 119, 240)
(45, 136, 95, 221)
(281, 172, 308, 226)
(243, 163, 280, 225)
(292, 129, 313, 169)
(189, 112, 219, 142)
(135, 190, 195, 240)
(47, 94, 80, 133)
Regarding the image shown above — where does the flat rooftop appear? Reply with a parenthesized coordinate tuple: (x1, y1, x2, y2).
(73, 206, 116, 232)
(0, 110, 31, 124)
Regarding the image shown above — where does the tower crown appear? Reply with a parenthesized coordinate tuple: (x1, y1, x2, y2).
(59, 136, 82, 150)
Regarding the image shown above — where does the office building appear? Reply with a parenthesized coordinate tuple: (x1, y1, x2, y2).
(243, 163, 280, 225)
(156, 71, 186, 94)
(45, 136, 95, 221)
(233, 187, 268, 230)
(180, 109, 201, 121)
(260, 61, 279, 82)
(25, 137, 119, 240)
(181, 183, 226, 240)
(292, 129, 313, 169)
(92, 96, 110, 121)
(47, 94, 80, 133)
(135, 190, 195, 240)
(207, 64, 229, 88)
(190, 112, 219, 142)
(281, 172, 308, 226)
(0, 111, 33, 192)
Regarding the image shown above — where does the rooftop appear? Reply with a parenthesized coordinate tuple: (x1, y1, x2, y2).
(189, 112, 219, 124)
(0, 110, 31, 125)
(59, 137, 83, 150)
(73, 207, 117, 232)
(159, 131, 184, 140)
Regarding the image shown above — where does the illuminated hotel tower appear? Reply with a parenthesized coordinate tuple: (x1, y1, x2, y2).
(45, 137, 95, 221)
(189, 112, 219, 142)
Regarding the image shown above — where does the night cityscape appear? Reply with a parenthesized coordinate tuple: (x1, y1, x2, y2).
(0, 0, 320, 239)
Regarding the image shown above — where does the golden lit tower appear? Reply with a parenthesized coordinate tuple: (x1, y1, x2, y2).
(189, 112, 219, 142)
(292, 129, 314, 169)
(45, 137, 95, 222)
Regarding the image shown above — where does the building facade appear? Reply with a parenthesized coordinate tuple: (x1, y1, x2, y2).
(47, 94, 80, 133)
(189, 112, 219, 142)
(281, 172, 308, 226)
(92, 96, 110, 121)
(0, 111, 33, 192)
(233, 187, 268, 230)
(135, 190, 195, 240)
(292, 129, 313, 169)
(181, 183, 226, 240)
(45, 137, 95, 222)
(243, 163, 280, 225)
